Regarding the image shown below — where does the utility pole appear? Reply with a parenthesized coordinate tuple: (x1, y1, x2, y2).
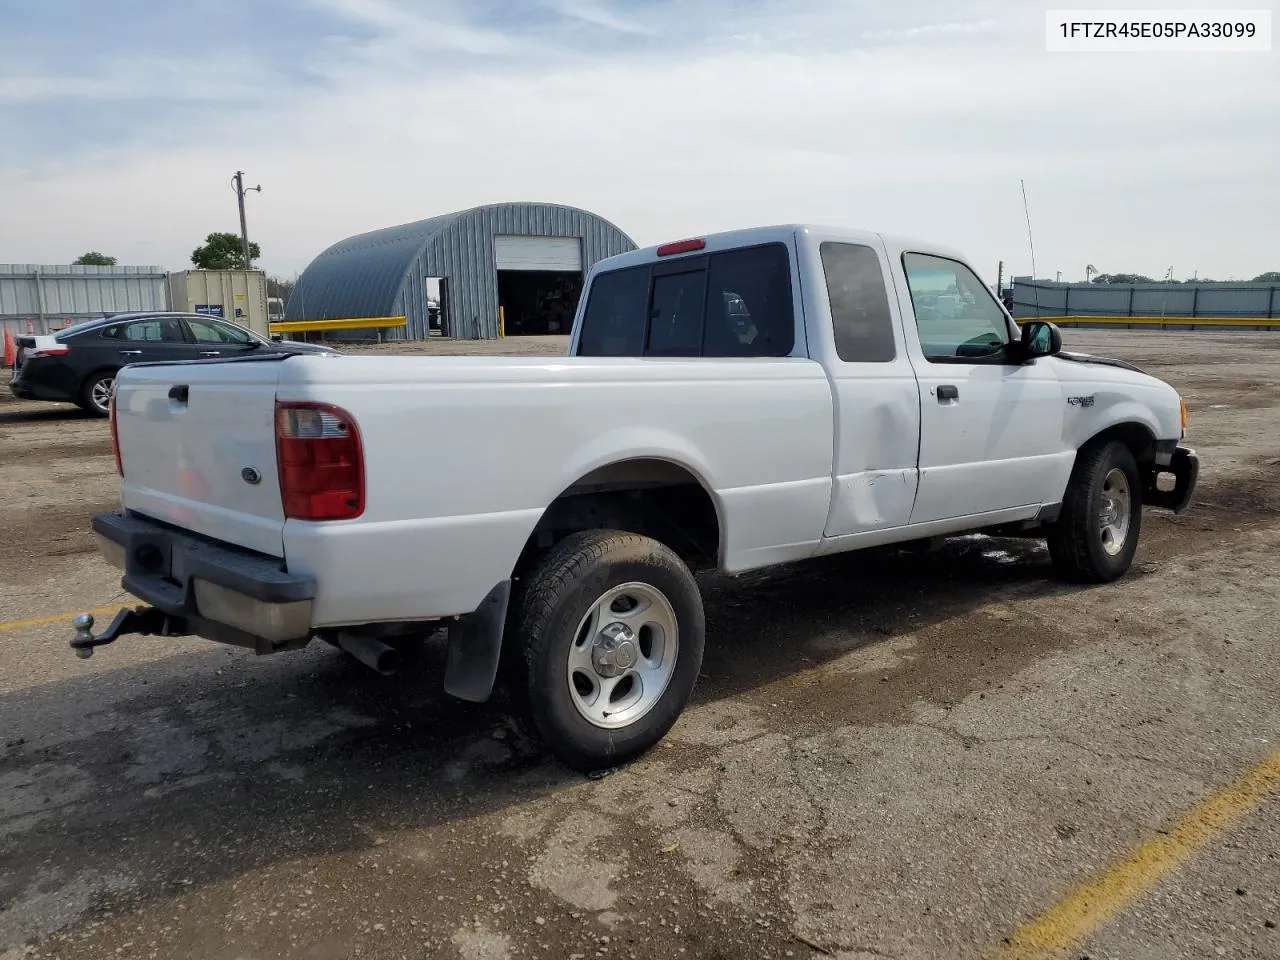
(233, 171, 262, 269)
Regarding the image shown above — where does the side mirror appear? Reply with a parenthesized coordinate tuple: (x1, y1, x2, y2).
(1020, 320, 1062, 358)
(270, 334, 284, 342)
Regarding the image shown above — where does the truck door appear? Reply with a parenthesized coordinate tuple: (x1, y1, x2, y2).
(894, 252, 1069, 525)
(818, 240, 922, 538)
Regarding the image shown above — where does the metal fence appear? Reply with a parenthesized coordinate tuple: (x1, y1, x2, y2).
(1013, 278, 1280, 329)
(0, 264, 169, 339)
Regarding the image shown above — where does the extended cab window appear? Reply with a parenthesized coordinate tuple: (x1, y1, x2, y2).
(577, 243, 794, 359)
(820, 243, 895, 362)
(902, 253, 1010, 362)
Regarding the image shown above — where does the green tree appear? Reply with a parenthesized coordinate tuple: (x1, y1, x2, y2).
(73, 251, 117, 266)
(1091, 273, 1156, 284)
(1252, 271, 1280, 283)
(191, 232, 260, 270)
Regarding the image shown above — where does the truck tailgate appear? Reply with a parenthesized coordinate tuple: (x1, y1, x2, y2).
(114, 357, 288, 558)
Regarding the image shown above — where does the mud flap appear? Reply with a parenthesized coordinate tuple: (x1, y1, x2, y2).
(1145, 445, 1199, 513)
(443, 580, 511, 703)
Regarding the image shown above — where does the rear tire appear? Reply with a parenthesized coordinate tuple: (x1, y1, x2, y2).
(514, 530, 705, 772)
(79, 370, 116, 417)
(1047, 440, 1142, 583)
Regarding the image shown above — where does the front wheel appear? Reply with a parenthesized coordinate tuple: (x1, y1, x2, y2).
(515, 530, 705, 772)
(1047, 440, 1142, 583)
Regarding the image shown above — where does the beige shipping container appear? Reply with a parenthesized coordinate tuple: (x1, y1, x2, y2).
(166, 270, 269, 336)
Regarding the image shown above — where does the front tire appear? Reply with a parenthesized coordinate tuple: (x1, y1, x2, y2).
(79, 370, 116, 417)
(515, 530, 705, 772)
(1047, 440, 1142, 583)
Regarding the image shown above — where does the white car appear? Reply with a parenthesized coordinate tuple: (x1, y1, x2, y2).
(73, 224, 1198, 770)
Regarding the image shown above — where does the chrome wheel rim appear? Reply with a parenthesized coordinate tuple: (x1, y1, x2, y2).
(90, 377, 114, 414)
(1098, 468, 1132, 557)
(567, 582, 679, 730)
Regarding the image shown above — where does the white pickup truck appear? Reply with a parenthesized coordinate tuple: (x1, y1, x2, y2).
(72, 225, 1198, 770)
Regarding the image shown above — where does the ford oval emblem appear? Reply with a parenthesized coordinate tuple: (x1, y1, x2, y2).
(241, 466, 262, 485)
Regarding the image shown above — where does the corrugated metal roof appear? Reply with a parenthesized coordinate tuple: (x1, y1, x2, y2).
(284, 212, 462, 323)
(285, 202, 637, 338)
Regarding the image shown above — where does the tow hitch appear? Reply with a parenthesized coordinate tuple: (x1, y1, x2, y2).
(70, 607, 189, 659)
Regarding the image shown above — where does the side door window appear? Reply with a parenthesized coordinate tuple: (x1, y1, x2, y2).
(101, 320, 164, 343)
(902, 253, 1011, 362)
(187, 318, 255, 345)
(99, 318, 190, 362)
(820, 242, 896, 362)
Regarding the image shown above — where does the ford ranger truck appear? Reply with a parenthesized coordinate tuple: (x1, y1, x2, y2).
(71, 225, 1198, 771)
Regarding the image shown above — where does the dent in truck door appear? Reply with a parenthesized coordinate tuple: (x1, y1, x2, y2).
(818, 241, 922, 537)
(896, 252, 1070, 524)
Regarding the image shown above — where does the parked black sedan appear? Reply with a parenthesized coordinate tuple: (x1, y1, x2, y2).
(9, 312, 338, 416)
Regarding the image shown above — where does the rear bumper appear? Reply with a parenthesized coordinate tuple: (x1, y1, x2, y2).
(9, 378, 72, 403)
(93, 512, 316, 645)
(1145, 443, 1199, 513)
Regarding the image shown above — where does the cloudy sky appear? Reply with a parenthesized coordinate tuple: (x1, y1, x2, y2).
(1, 0, 1276, 282)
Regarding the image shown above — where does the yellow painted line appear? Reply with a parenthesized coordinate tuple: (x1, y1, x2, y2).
(269, 315, 407, 334)
(1049, 315, 1278, 327)
(991, 749, 1280, 960)
(0, 604, 121, 635)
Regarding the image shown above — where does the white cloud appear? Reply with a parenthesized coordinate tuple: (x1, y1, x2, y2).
(547, 0, 657, 36)
(0, 0, 1276, 282)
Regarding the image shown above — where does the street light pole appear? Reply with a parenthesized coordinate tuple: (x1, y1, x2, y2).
(233, 170, 262, 269)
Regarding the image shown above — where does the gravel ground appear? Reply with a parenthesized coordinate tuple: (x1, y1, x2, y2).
(1, 330, 1278, 960)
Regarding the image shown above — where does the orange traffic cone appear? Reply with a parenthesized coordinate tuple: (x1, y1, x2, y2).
(2, 328, 15, 368)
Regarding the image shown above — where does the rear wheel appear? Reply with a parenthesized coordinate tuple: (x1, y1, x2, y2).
(514, 530, 705, 772)
(79, 371, 116, 417)
(1047, 440, 1142, 583)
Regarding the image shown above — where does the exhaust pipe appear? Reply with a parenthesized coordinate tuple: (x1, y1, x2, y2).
(337, 632, 401, 676)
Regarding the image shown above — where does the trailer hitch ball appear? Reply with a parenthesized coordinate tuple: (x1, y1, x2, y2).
(72, 614, 96, 659)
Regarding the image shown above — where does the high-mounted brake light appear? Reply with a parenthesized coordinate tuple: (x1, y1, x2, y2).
(656, 238, 706, 257)
(109, 394, 123, 476)
(275, 401, 365, 521)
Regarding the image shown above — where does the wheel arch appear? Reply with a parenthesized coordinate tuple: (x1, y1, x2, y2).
(516, 456, 725, 577)
(1077, 419, 1159, 466)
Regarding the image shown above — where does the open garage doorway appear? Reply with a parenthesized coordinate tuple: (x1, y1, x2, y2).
(494, 235, 584, 336)
(497, 270, 582, 336)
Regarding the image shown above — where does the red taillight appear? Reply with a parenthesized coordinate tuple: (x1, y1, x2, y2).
(28, 345, 70, 359)
(275, 402, 364, 521)
(656, 238, 706, 257)
(109, 393, 123, 476)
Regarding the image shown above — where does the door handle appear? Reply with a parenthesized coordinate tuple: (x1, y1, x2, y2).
(199, 351, 221, 357)
(119, 350, 142, 357)
(168, 385, 189, 404)
(937, 384, 960, 401)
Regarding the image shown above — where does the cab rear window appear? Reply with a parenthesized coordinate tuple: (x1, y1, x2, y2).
(577, 243, 794, 358)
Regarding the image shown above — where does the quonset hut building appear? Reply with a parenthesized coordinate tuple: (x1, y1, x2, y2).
(284, 202, 637, 340)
